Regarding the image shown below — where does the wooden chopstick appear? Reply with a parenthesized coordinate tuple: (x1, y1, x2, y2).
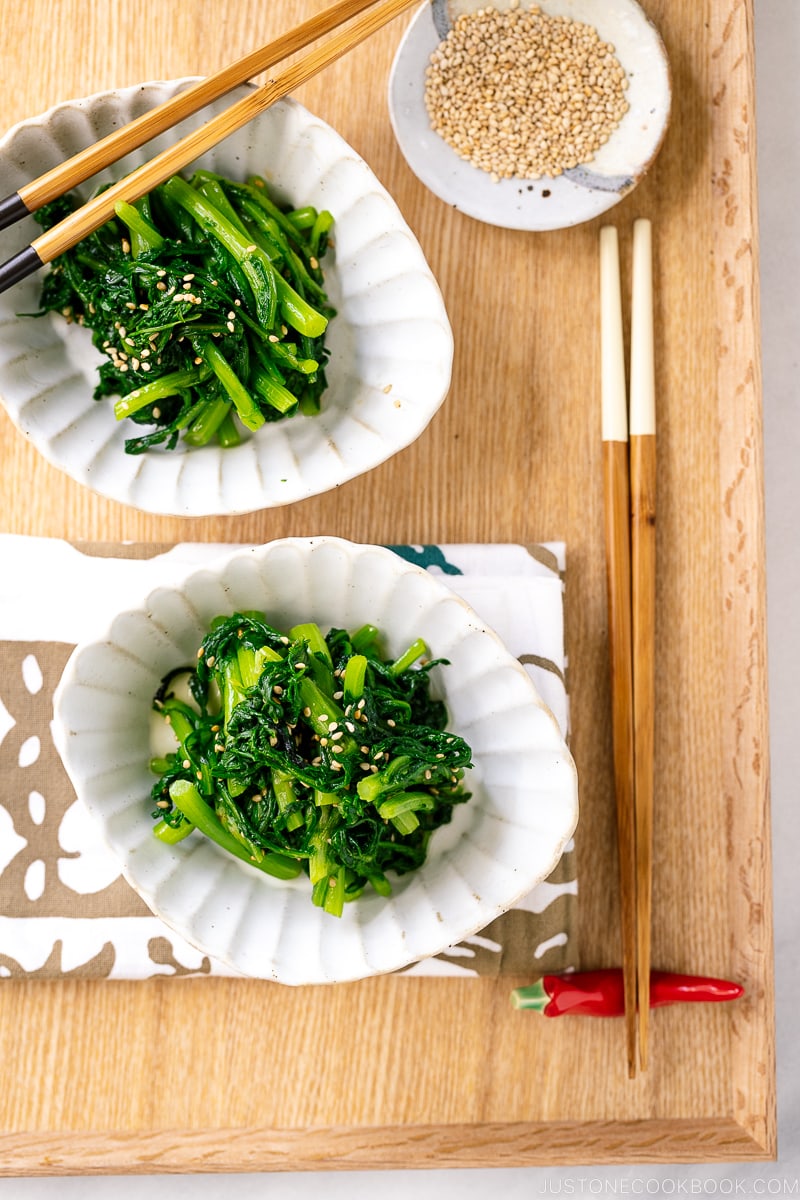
(0, 0, 418, 294)
(599, 224, 638, 1079)
(629, 217, 656, 1072)
(0, 0, 381, 232)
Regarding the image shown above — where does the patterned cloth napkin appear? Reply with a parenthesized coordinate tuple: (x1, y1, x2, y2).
(0, 536, 576, 981)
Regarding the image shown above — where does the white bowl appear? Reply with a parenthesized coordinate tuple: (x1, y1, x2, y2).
(0, 80, 453, 515)
(389, 0, 671, 231)
(52, 536, 578, 984)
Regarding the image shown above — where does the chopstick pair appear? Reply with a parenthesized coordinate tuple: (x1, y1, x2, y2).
(600, 219, 656, 1078)
(0, 0, 417, 293)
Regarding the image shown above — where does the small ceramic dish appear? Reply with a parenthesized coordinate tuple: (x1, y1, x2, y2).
(52, 536, 579, 985)
(0, 80, 453, 516)
(389, 0, 671, 231)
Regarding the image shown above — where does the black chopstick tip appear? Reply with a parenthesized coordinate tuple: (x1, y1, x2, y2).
(0, 244, 44, 294)
(0, 191, 30, 231)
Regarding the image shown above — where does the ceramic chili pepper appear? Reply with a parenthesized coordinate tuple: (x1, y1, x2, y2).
(510, 969, 744, 1016)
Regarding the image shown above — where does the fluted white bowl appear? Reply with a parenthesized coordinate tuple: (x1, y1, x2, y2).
(0, 81, 453, 515)
(52, 537, 578, 984)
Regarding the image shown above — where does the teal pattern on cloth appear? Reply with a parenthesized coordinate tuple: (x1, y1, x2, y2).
(388, 544, 463, 575)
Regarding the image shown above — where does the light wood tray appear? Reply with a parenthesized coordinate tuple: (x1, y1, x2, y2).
(0, 0, 774, 1172)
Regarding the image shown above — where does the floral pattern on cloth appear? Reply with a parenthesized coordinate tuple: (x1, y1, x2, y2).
(0, 537, 575, 980)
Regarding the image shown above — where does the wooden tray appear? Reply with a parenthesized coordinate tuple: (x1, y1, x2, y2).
(0, 0, 774, 1172)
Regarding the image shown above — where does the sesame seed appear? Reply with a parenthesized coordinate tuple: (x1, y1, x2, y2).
(206, 655, 216, 668)
(182, 759, 191, 769)
(268, 334, 279, 343)
(425, 770, 432, 780)
(331, 731, 344, 741)
(156, 799, 170, 809)
(333, 691, 344, 700)
(152, 407, 161, 418)
(121, 239, 131, 254)
(214, 743, 225, 753)
(309, 256, 319, 270)
(424, 6, 629, 181)
(183, 274, 195, 282)
(156, 281, 167, 291)
(227, 321, 235, 332)
(387, 719, 396, 728)
(303, 706, 312, 718)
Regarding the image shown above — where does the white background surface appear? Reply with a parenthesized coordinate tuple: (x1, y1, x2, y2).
(4, 0, 798, 1192)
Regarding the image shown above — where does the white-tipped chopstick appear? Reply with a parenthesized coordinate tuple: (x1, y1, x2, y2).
(629, 217, 656, 1071)
(600, 224, 638, 1079)
(0, 0, 418, 294)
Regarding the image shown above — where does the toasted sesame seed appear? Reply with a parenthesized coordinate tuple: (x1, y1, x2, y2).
(331, 731, 344, 741)
(214, 743, 225, 753)
(182, 759, 191, 769)
(387, 719, 396, 728)
(121, 239, 131, 254)
(156, 799, 170, 809)
(425, 769, 432, 780)
(424, 6, 628, 181)
(152, 406, 161, 418)
(303, 706, 312, 717)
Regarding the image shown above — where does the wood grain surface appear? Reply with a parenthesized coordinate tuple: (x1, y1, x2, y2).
(0, 0, 775, 1172)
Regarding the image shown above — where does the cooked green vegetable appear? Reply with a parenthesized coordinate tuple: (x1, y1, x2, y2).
(29, 171, 335, 454)
(149, 614, 473, 915)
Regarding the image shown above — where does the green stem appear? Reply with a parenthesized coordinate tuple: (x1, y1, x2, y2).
(169, 779, 301, 879)
(390, 638, 428, 676)
(113, 365, 211, 420)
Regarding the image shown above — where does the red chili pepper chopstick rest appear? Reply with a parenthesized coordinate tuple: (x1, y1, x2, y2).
(510, 969, 744, 1017)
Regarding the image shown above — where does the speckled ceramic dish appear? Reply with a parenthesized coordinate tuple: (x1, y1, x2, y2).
(52, 537, 579, 985)
(0, 80, 453, 515)
(389, 0, 671, 231)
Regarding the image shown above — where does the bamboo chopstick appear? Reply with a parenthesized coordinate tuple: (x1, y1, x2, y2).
(0, 0, 418, 294)
(0, 0, 381, 232)
(599, 224, 638, 1079)
(629, 217, 656, 1072)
